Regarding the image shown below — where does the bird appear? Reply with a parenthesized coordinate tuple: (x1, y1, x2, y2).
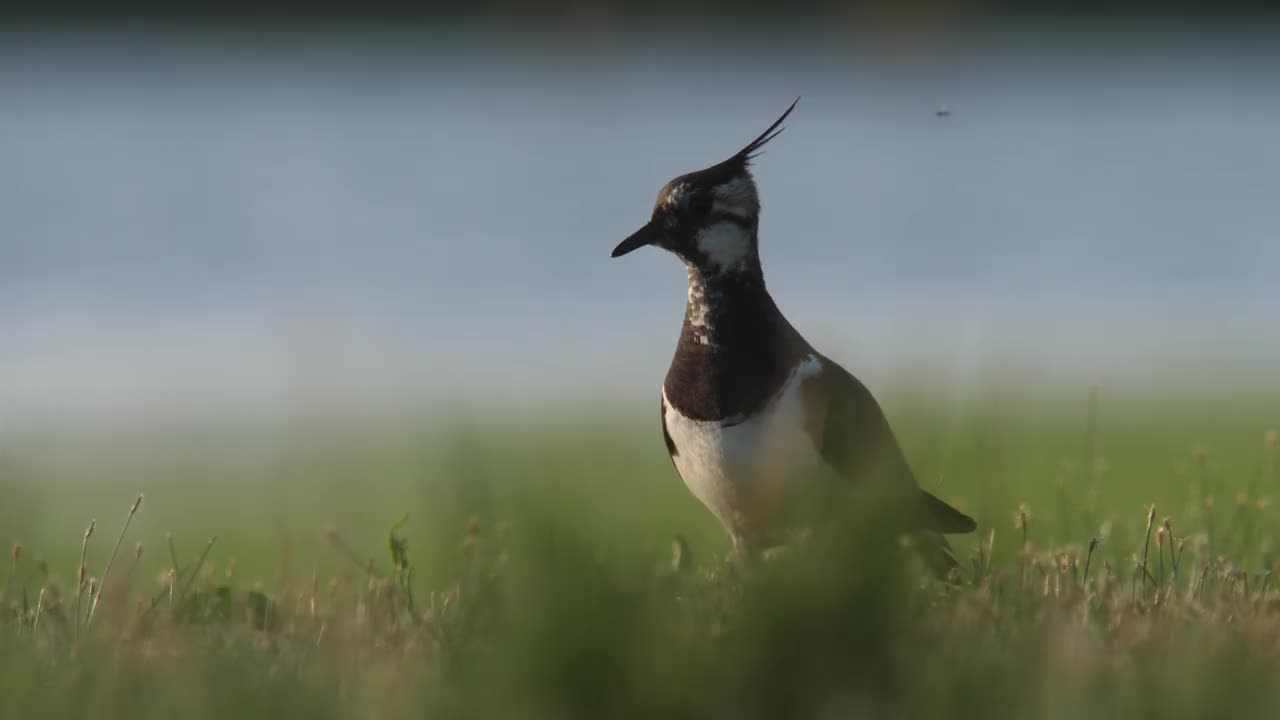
(610, 99, 976, 573)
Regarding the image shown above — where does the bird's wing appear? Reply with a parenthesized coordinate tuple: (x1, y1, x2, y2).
(661, 394, 679, 467)
(801, 356, 976, 535)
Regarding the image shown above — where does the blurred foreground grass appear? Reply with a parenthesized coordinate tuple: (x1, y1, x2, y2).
(2, 387, 1279, 718)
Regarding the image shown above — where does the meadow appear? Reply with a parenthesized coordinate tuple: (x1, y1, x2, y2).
(2, 384, 1279, 718)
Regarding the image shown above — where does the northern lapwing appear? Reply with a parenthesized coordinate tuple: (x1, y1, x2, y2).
(611, 99, 976, 572)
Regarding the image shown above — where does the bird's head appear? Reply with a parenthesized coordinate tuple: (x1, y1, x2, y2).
(611, 99, 798, 277)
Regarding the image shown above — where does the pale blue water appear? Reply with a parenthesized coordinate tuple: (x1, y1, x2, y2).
(2, 26, 1278, 423)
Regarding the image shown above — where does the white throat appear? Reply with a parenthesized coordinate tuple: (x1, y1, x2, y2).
(694, 222, 754, 274)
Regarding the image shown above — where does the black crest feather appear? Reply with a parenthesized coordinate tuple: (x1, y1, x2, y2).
(733, 97, 799, 165)
(656, 98, 801, 202)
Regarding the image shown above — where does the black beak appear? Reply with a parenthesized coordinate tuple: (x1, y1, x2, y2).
(611, 220, 663, 258)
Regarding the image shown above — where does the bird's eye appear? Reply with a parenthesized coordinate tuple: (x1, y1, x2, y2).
(688, 195, 713, 217)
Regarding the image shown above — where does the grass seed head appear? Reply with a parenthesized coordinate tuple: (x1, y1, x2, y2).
(1015, 503, 1032, 530)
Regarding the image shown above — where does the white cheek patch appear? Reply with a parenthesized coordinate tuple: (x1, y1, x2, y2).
(712, 176, 758, 217)
(712, 199, 750, 217)
(695, 222, 752, 273)
(716, 176, 753, 201)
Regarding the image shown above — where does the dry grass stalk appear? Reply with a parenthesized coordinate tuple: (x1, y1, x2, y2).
(87, 494, 143, 625)
(75, 520, 95, 641)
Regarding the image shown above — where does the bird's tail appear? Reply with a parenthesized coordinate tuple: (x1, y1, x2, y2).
(910, 490, 975, 580)
(906, 529, 963, 581)
(919, 490, 977, 534)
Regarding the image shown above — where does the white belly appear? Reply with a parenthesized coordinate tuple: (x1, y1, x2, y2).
(662, 354, 833, 543)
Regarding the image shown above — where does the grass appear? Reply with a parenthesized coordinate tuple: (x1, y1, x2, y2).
(2, 387, 1279, 718)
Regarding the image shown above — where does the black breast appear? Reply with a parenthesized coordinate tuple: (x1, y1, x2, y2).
(662, 270, 811, 422)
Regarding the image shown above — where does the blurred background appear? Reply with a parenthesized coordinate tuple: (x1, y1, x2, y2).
(4, 8, 1280, 718)
(3, 1, 1278, 430)
(1, 2, 1278, 572)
